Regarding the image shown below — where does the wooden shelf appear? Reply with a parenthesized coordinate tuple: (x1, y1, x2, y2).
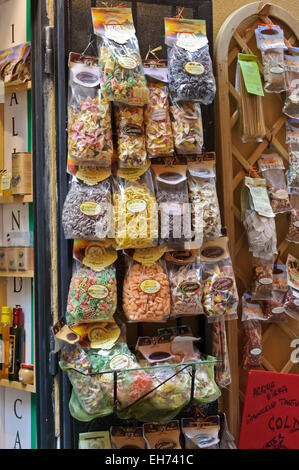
(0, 379, 35, 393)
(4, 81, 31, 95)
(0, 195, 33, 204)
(0, 270, 34, 278)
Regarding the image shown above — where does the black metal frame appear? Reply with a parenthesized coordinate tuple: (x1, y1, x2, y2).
(53, 0, 215, 449)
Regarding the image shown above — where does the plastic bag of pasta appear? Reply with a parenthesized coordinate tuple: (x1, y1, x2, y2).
(92, 7, 149, 106)
(62, 175, 113, 240)
(66, 245, 117, 325)
(286, 193, 299, 243)
(251, 255, 274, 301)
(144, 81, 174, 158)
(152, 160, 192, 248)
(211, 319, 231, 388)
(255, 25, 286, 93)
(165, 250, 203, 318)
(170, 101, 203, 155)
(242, 320, 262, 370)
(115, 104, 147, 168)
(67, 52, 113, 167)
(284, 254, 299, 320)
(112, 163, 158, 250)
(286, 119, 299, 190)
(165, 17, 216, 104)
(283, 46, 299, 119)
(123, 249, 170, 323)
(200, 237, 239, 322)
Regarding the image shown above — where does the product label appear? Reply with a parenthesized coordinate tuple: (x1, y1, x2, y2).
(250, 348, 262, 356)
(8, 334, 15, 374)
(178, 280, 201, 295)
(118, 56, 138, 69)
(140, 279, 161, 293)
(259, 278, 273, 285)
(88, 324, 120, 349)
(80, 201, 101, 216)
(185, 61, 205, 75)
(244, 177, 274, 218)
(212, 277, 234, 292)
(151, 109, 167, 121)
(1, 173, 11, 191)
(293, 221, 299, 228)
(270, 65, 284, 74)
(76, 166, 111, 185)
(201, 246, 224, 259)
(88, 284, 109, 299)
(109, 353, 130, 370)
(238, 53, 264, 96)
(126, 199, 147, 213)
(272, 307, 285, 314)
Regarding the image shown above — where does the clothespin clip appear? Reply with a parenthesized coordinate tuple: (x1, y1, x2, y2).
(174, 7, 184, 19)
(145, 45, 162, 61)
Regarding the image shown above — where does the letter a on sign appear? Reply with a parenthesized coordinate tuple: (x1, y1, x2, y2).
(239, 370, 299, 449)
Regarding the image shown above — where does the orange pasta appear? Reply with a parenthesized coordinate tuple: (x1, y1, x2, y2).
(123, 260, 170, 322)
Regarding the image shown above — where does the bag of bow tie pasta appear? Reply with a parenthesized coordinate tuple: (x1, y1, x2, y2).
(62, 175, 113, 240)
(115, 104, 147, 168)
(283, 47, 299, 119)
(200, 237, 239, 322)
(170, 101, 203, 155)
(286, 119, 299, 190)
(165, 17, 216, 104)
(255, 25, 286, 93)
(187, 154, 222, 244)
(241, 176, 276, 258)
(123, 248, 170, 323)
(165, 250, 203, 318)
(112, 163, 158, 250)
(92, 7, 149, 106)
(257, 153, 291, 214)
(67, 52, 113, 168)
(152, 160, 192, 248)
(144, 81, 174, 158)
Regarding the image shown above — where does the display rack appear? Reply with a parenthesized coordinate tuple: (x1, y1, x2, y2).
(215, 1, 299, 441)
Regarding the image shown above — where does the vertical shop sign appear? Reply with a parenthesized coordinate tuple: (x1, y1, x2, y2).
(4, 389, 31, 449)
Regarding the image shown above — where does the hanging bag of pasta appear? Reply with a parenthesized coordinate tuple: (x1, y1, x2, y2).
(62, 172, 113, 240)
(286, 119, 299, 191)
(241, 176, 277, 258)
(112, 162, 158, 250)
(251, 255, 274, 301)
(67, 52, 113, 169)
(242, 320, 262, 370)
(211, 319, 231, 388)
(123, 248, 170, 323)
(283, 46, 299, 119)
(115, 104, 147, 168)
(164, 17, 216, 104)
(170, 100, 203, 155)
(257, 153, 291, 214)
(91, 7, 149, 106)
(66, 242, 118, 326)
(152, 159, 192, 248)
(143, 62, 174, 158)
(187, 154, 222, 244)
(165, 250, 203, 318)
(286, 192, 299, 243)
(200, 237, 239, 322)
(237, 54, 266, 143)
(255, 25, 286, 93)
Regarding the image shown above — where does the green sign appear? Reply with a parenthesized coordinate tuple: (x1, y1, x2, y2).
(238, 53, 264, 96)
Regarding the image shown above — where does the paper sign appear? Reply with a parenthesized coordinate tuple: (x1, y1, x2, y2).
(238, 54, 264, 96)
(239, 370, 299, 449)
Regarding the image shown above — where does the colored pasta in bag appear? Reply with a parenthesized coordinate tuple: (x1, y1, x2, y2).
(92, 7, 149, 106)
(170, 101, 203, 155)
(67, 52, 113, 166)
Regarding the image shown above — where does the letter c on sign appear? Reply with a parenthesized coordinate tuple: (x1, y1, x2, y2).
(14, 399, 22, 419)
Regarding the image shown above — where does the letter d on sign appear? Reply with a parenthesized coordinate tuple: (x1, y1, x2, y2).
(290, 339, 299, 364)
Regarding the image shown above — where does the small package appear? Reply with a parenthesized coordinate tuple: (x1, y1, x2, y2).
(165, 250, 203, 318)
(284, 254, 299, 320)
(170, 101, 203, 155)
(143, 421, 181, 450)
(251, 255, 274, 301)
(188, 154, 222, 243)
(112, 163, 158, 250)
(257, 154, 291, 214)
(242, 320, 262, 370)
(182, 416, 220, 449)
(67, 52, 113, 167)
(79, 431, 111, 449)
(110, 426, 147, 450)
(92, 7, 149, 106)
(286, 193, 299, 243)
(286, 119, 299, 190)
(255, 25, 286, 93)
(242, 293, 265, 321)
(165, 17, 216, 104)
(283, 47, 299, 119)
(200, 237, 239, 322)
(115, 104, 147, 168)
(123, 249, 170, 323)
(211, 320, 231, 388)
(62, 176, 113, 240)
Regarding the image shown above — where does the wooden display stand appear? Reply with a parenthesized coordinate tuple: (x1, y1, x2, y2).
(215, 2, 299, 441)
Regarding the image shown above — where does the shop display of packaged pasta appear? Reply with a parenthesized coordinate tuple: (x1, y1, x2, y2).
(92, 7, 149, 106)
(165, 250, 203, 318)
(200, 237, 239, 322)
(170, 101, 203, 155)
(67, 52, 113, 166)
(165, 18, 216, 104)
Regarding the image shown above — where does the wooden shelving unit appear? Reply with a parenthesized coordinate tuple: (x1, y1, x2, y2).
(0, 379, 35, 393)
(4, 81, 31, 95)
(0, 270, 34, 278)
(0, 195, 33, 204)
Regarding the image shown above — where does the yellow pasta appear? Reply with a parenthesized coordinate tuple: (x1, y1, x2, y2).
(113, 183, 158, 250)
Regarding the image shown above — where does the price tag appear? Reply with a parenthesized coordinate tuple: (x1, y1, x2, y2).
(238, 53, 264, 96)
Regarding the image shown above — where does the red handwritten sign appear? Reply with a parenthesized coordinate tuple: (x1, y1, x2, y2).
(239, 370, 299, 449)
